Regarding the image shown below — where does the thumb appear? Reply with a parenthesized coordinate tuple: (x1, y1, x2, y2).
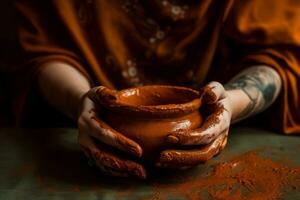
(87, 86, 117, 106)
(200, 82, 226, 104)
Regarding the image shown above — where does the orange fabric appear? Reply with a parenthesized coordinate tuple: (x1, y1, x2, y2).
(224, 0, 300, 134)
(13, 0, 300, 133)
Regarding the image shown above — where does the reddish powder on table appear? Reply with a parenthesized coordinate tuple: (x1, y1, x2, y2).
(146, 151, 300, 200)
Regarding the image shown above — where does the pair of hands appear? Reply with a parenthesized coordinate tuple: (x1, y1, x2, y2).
(78, 82, 232, 179)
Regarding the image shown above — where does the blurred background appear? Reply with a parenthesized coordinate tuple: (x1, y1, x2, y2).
(0, 0, 20, 126)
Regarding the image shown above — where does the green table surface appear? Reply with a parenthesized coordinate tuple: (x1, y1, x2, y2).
(0, 127, 299, 200)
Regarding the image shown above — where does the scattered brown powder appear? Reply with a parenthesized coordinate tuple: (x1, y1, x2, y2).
(145, 151, 300, 200)
(200, 86, 217, 104)
(9, 150, 300, 199)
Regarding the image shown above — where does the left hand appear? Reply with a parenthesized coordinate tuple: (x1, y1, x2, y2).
(156, 81, 232, 169)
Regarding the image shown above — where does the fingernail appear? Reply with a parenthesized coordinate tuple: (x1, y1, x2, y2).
(117, 138, 142, 157)
(162, 152, 173, 162)
(128, 145, 142, 157)
(166, 135, 179, 144)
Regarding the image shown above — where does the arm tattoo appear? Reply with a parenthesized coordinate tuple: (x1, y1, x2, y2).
(224, 66, 282, 122)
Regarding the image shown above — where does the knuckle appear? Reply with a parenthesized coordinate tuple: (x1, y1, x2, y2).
(179, 134, 191, 144)
(192, 131, 212, 145)
(160, 152, 174, 163)
(210, 81, 225, 92)
(98, 154, 124, 171)
(204, 134, 215, 144)
(209, 81, 222, 88)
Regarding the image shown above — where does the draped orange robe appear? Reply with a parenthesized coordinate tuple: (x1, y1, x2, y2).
(12, 0, 300, 134)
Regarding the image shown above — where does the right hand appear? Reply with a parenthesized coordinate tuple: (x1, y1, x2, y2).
(77, 87, 146, 179)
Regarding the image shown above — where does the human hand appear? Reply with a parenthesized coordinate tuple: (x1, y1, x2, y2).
(156, 82, 232, 169)
(78, 87, 146, 179)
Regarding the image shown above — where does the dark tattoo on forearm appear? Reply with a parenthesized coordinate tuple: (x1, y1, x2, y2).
(224, 66, 282, 122)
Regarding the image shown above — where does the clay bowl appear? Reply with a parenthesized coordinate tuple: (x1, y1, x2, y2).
(94, 85, 203, 164)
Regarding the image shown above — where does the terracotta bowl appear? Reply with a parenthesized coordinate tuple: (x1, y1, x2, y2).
(95, 85, 203, 164)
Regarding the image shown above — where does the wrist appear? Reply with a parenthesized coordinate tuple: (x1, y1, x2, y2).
(37, 61, 92, 120)
(71, 88, 90, 120)
(226, 89, 251, 123)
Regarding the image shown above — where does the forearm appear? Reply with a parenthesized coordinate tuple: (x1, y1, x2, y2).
(224, 65, 282, 123)
(38, 61, 91, 120)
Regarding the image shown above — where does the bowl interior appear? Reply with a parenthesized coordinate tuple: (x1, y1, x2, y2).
(117, 85, 200, 106)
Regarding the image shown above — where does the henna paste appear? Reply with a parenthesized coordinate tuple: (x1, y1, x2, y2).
(92, 147, 146, 179)
(158, 132, 227, 168)
(144, 151, 300, 200)
(200, 86, 218, 104)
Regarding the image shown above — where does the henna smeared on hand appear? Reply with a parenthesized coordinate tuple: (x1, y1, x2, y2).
(88, 86, 117, 106)
(78, 87, 146, 179)
(199, 86, 218, 104)
(90, 116, 143, 157)
(92, 149, 146, 179)
(157, 132, 228, 168)
(166, 99, 229, 146)
(158, 82, 232, 169)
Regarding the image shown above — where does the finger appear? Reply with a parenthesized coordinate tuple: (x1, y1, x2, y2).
(219, 130, 228, 152)
(80, 144, 96, 167)
(99, 167, 130, 178)
(79, 132, 146, 179)
(93, 144, 147, 179)
(87, 86, 117, 106)
(88, 116, 143, 157)
(80, 134, 119, 172)
(167, 102, 230, 145)
(156, 132, 227, 168)
(200, 81, 226, 104)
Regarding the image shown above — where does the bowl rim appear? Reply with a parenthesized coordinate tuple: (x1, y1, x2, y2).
(100, 85, 202, 117)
